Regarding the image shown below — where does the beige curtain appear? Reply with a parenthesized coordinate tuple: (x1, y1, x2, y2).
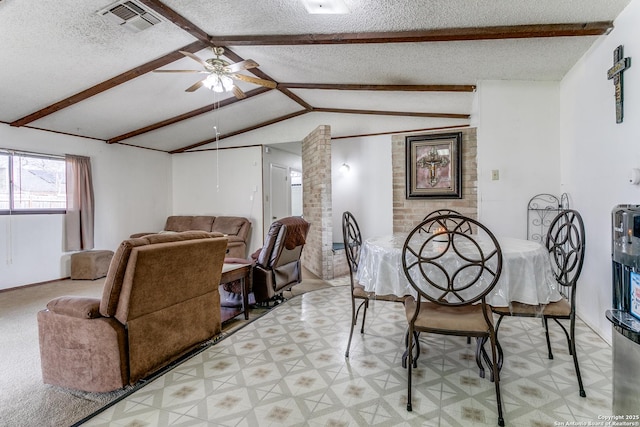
(65, 155, 94, 251)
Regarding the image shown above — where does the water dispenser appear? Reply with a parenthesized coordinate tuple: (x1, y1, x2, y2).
(607, 204, 640, 415)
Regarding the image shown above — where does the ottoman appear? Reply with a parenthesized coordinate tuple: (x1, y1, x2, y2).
(70, 250, 114, 280)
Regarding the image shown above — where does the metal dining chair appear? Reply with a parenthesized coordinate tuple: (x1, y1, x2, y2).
(491, 209, 586, 397)
(401, 209, 471, 367)
(402, 213, 505, 426)
(342, 211, 405, 358)
(420, 209, 473, 234)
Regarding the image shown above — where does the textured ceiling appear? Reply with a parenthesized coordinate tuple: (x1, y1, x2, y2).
(0, 0, 632, 153)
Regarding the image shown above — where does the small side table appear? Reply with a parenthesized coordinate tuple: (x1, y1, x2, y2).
(219, 263, 252, 322)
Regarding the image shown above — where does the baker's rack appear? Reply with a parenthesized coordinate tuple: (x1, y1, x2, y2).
(526, 193, 570, 242)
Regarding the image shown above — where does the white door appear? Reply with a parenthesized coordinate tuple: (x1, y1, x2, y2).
(270, 164, 289, 222)
(290, 169, 303, 217)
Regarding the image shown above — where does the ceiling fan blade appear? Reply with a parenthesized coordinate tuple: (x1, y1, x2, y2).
(225, 59, 259, 74)
(185, 80, 205, 92)
(153, 70, 208, 73)
(179, 50, 208, 68)
(232, 74, 277, 89)
(232, 85, 247, 99)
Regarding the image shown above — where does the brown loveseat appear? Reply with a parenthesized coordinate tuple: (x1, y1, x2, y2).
(37, 231, 228, 392)
(131, 215, 251, 258)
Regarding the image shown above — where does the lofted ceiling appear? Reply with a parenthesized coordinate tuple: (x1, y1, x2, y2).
(0, 0, 632, 153)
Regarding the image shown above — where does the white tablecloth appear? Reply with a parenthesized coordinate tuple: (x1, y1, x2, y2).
(355, 233, 562, 307)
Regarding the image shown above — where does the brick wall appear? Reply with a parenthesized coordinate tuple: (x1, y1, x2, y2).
(300, 126, 476, 279)
(301, 125, 334, 279)
(391, 128, 477, 232)
(332, 248, 349, 278)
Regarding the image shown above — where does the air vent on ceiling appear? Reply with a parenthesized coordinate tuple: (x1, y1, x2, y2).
(97, 0, 163, 33)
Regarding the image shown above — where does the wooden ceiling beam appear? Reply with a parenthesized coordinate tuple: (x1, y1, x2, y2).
(209, 22, 613, 46)
(331, 124, 471, 140)
(106, 86, 272, 144)
(312, 107, 469, 120)
(169, 107, 469, 153)
(10, 40, 208, 128)
(280, 83, 476, 92)
(218, 47, 274, 82)
(216, 47, 312, 109)
(276, 87, 313, 110)
(137, 0, 209, 43)
(171, 110, 309, 153)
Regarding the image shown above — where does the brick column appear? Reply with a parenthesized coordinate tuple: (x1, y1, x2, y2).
(301, 125, 334, 279)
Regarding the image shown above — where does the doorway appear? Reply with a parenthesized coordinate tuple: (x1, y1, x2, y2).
(265, 164, 304, 239)
(262, 144, 303, 241)
(269, 163, 289, 223)
(290, 169, 302, 216)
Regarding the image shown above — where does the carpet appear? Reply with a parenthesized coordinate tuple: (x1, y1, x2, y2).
(0, 272, 335, 427)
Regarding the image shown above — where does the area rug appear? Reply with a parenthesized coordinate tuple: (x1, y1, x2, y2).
(0, 274, 333, 427)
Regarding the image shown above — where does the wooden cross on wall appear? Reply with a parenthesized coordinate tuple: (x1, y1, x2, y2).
(607, 45, 631, 124)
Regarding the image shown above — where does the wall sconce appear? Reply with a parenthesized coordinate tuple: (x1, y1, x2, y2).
(339, 163, 350, 174)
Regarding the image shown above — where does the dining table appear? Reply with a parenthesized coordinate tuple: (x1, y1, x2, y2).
(355, 232, 562, 309)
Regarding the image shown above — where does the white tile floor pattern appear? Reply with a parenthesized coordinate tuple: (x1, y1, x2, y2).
(81, 286, 613, 427)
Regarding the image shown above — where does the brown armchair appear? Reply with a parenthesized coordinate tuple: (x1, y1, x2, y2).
(37, 231, 228, 392)
(252, 216, 310, 304)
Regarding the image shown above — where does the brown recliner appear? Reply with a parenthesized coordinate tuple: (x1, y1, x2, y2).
(37, 231, 228, 392)
(252, 216, 310, 303)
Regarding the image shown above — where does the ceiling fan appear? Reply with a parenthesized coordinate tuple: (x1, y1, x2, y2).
(154, 47, 277, 99)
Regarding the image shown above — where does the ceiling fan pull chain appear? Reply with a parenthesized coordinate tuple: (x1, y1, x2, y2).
(213, 93, 220, 192)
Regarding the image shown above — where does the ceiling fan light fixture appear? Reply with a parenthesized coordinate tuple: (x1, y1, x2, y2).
(203, 74, 233, 93)
(301, 0, 349, 14)
(155, 48, 268, 97)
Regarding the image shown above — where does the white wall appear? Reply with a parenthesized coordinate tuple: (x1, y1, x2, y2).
(331, 135, 394, 243)
(559, 0, 640, 343)
(476, 80, 562, 239)
(171, 146, 264, 256)
(0, 123, 172, 289)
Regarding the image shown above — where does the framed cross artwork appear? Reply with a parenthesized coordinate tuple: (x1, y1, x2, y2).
(405, 132, 462, 199)
(607, 45, 632, 124)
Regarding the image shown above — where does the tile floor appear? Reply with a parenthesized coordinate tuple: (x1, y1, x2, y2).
(80, 285, 613, 427)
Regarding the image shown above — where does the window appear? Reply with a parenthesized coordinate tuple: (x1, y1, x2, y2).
(0, 150, 66, 214)
(0, 153, 8, 210)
